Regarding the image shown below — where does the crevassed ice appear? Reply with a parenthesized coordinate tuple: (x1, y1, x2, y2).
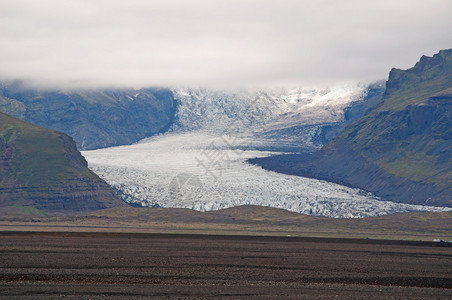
(82, 85, 452, 218)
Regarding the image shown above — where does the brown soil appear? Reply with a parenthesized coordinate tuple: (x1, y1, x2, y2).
(0, 232, 451, 299)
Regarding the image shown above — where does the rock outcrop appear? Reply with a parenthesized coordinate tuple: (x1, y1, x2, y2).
(0, 84, 177, 150)
(251, 49, 452, 207)
(0, 111, 124, 211)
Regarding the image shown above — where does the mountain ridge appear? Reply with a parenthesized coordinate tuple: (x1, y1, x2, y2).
(250, 49, 452, 207)
(0, 83, 177, 150)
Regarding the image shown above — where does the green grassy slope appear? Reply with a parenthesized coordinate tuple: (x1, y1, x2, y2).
(328, 49, 452, 196)
(0, 111, 123, 211)
(252, 49, 452, 207)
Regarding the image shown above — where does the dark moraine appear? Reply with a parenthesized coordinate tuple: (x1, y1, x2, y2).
(0, 232, 451, 299)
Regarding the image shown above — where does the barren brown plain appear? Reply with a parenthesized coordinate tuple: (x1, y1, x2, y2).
(0, 205, 451, 299)
(0, 231, 451, 299)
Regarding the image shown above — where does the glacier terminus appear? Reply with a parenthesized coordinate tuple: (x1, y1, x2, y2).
(82, 83, 451, 218)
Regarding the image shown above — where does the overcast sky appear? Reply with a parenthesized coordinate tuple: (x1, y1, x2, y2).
(0, 0, 451, 89)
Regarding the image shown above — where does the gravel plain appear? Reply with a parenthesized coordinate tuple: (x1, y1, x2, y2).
(0, 232, 451, 299)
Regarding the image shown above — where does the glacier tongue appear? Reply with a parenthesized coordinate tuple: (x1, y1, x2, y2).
(82, 84, 452, 218)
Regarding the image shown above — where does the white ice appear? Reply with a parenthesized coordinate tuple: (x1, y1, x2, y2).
(82, 85, 452, 218)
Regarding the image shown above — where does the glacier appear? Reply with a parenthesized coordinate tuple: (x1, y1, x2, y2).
(82, 83, 451, 218)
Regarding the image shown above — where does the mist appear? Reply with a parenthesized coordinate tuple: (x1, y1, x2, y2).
(0, 0, 451, 89)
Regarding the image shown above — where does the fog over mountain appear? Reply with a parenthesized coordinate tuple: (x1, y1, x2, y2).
(1, 0, 451, 88)
(1, 1, 451, 219)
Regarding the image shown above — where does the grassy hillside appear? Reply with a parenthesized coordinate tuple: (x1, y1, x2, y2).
(0, 111, 124, 211)
(252, 49, 452, 207)
(329, 50, 452, 197)
(329, 50, 452, 184)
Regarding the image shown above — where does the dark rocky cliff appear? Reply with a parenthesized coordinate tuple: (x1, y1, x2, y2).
(0, 111, 124, 212)
(251, 49, 452, 207)
(0, 83, 177, 150)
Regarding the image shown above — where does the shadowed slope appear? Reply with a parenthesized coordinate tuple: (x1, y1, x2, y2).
(0, 111, 124, 211)
(251, 49, 452, 207)
(0, 83, 177, 150)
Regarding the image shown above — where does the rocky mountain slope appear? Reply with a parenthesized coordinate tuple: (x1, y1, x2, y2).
(0, 83, 176, 150)
(0, 111, 124, 211)
(251, 49, 452, 207)
(0, 82, 381, 152)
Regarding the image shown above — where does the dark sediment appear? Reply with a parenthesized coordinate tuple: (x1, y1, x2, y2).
(0, 232, 451, 299)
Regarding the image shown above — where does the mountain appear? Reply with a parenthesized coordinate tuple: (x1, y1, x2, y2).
(79, 83, 451, 218)
(0, 82, 380, 152)
(0, 111, 124, 211)
(0, 83, 177, 150)
(251, 49, 452, 208)
(170, 83, 384, 152)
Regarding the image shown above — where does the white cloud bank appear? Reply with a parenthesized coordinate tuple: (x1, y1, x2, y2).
(0, 0, 451, 88)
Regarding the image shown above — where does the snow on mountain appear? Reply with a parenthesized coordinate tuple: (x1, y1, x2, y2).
(166, 83, 369, 153)
(170, 83, 365, 133)
(82, 83, 452, 218)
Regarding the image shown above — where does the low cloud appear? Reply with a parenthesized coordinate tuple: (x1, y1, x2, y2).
(0, 0, 451, 89)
